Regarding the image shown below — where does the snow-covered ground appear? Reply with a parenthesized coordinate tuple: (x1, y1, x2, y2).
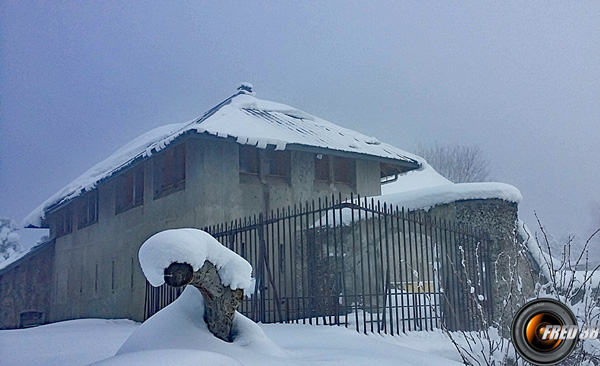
(1, 223, 469, 366)
(0, 314, 463, 366)
(0, 319, 138, 365)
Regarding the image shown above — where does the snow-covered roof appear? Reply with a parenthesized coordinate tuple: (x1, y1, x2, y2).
(23, 84, 420, 228)
(382, 162, 453, 195)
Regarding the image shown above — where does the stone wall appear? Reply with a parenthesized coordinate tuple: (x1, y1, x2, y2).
(428, 199, 537, 331)
(0, 240, 55, 329)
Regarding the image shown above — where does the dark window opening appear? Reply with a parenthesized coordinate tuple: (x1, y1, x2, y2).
(266, 150, 290, 178)
(314, 154, 330, 182)
(116, 165, 144, 213)
(55, 205, 73, 238)
(239, 145, 259, 175)
(20, 311, 44, 328)
(154, 143, 186, 198)
(333, 156, 354, 184)
(380, 163, 406, 184)
(77, 190, 98, 229)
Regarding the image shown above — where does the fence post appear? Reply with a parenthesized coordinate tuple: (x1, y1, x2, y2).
(256, 213, 266, 323)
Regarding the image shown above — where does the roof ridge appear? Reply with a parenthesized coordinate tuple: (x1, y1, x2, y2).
(176, 90, 246, 133)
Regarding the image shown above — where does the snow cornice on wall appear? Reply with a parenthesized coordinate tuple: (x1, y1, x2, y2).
(378, 182, 523, 212)
(22, 85, 421, 229)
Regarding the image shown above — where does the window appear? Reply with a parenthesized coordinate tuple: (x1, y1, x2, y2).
(55, 205, 73, 238)
(314, 154, 329, 182)
(154, 143, 186, 198)
(333, 156, 354, 184)
(266, 150, 290, 178)
(239, 145, 259, 175)
(20, 311, 44, 328)
(116, 165, 144, 213)
(78, 190, 98, 229)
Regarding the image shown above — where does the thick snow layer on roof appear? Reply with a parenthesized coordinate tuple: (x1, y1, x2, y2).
(138, 229, 254, 295)
(382, 162, 452, 195)
(23, 89, 420, 228)
(22, 123, 184, 228)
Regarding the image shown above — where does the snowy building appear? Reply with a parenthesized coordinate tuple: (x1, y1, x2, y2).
(0, 85, 423, 328)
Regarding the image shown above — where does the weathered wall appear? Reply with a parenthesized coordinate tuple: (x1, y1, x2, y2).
(44, 135, 384, 324)
(428, 199, 537, 331)
(0, 241, 55, 329)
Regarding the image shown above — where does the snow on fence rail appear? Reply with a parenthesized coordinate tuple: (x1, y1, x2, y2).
(144, 194, 493, 335)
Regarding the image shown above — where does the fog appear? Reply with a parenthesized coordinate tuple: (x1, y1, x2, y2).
(1, 2, 599, 259)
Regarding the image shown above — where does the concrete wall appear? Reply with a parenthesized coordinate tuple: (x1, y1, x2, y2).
(0, 241, 55, 329)
(43, 135, 384, 324)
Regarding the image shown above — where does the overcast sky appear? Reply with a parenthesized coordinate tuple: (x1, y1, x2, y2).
(1, 2, 599, 258)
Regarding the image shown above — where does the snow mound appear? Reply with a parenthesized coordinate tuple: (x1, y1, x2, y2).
(138, 228, 254, 295)
(113, 286, 286, 362)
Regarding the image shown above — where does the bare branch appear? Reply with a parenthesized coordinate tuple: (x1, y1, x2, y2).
(414, 144, 491, 183)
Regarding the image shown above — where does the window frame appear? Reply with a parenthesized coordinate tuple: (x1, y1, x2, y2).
(153, 143, 186, 199)
(115, 164, 145, 214)
(265, 150, 291, 179)
(77, 190, 98, 229)
(239, 145, 259, 175)
(314, 154, 330, 182)
(55, 204, 73, 238)
(332, 156, 354, 185)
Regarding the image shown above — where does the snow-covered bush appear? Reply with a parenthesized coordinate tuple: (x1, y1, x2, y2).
(443, 218, 600, 366)
(524, 218, 600, 365)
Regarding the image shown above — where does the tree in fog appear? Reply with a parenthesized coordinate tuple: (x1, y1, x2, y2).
(415, 145, 491, 183)
(0, 217, 22, 261)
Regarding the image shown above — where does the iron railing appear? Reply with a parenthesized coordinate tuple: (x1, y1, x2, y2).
(144, 194, 493, 334)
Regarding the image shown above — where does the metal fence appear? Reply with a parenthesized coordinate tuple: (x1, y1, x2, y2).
(144, 194, 493, 334)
